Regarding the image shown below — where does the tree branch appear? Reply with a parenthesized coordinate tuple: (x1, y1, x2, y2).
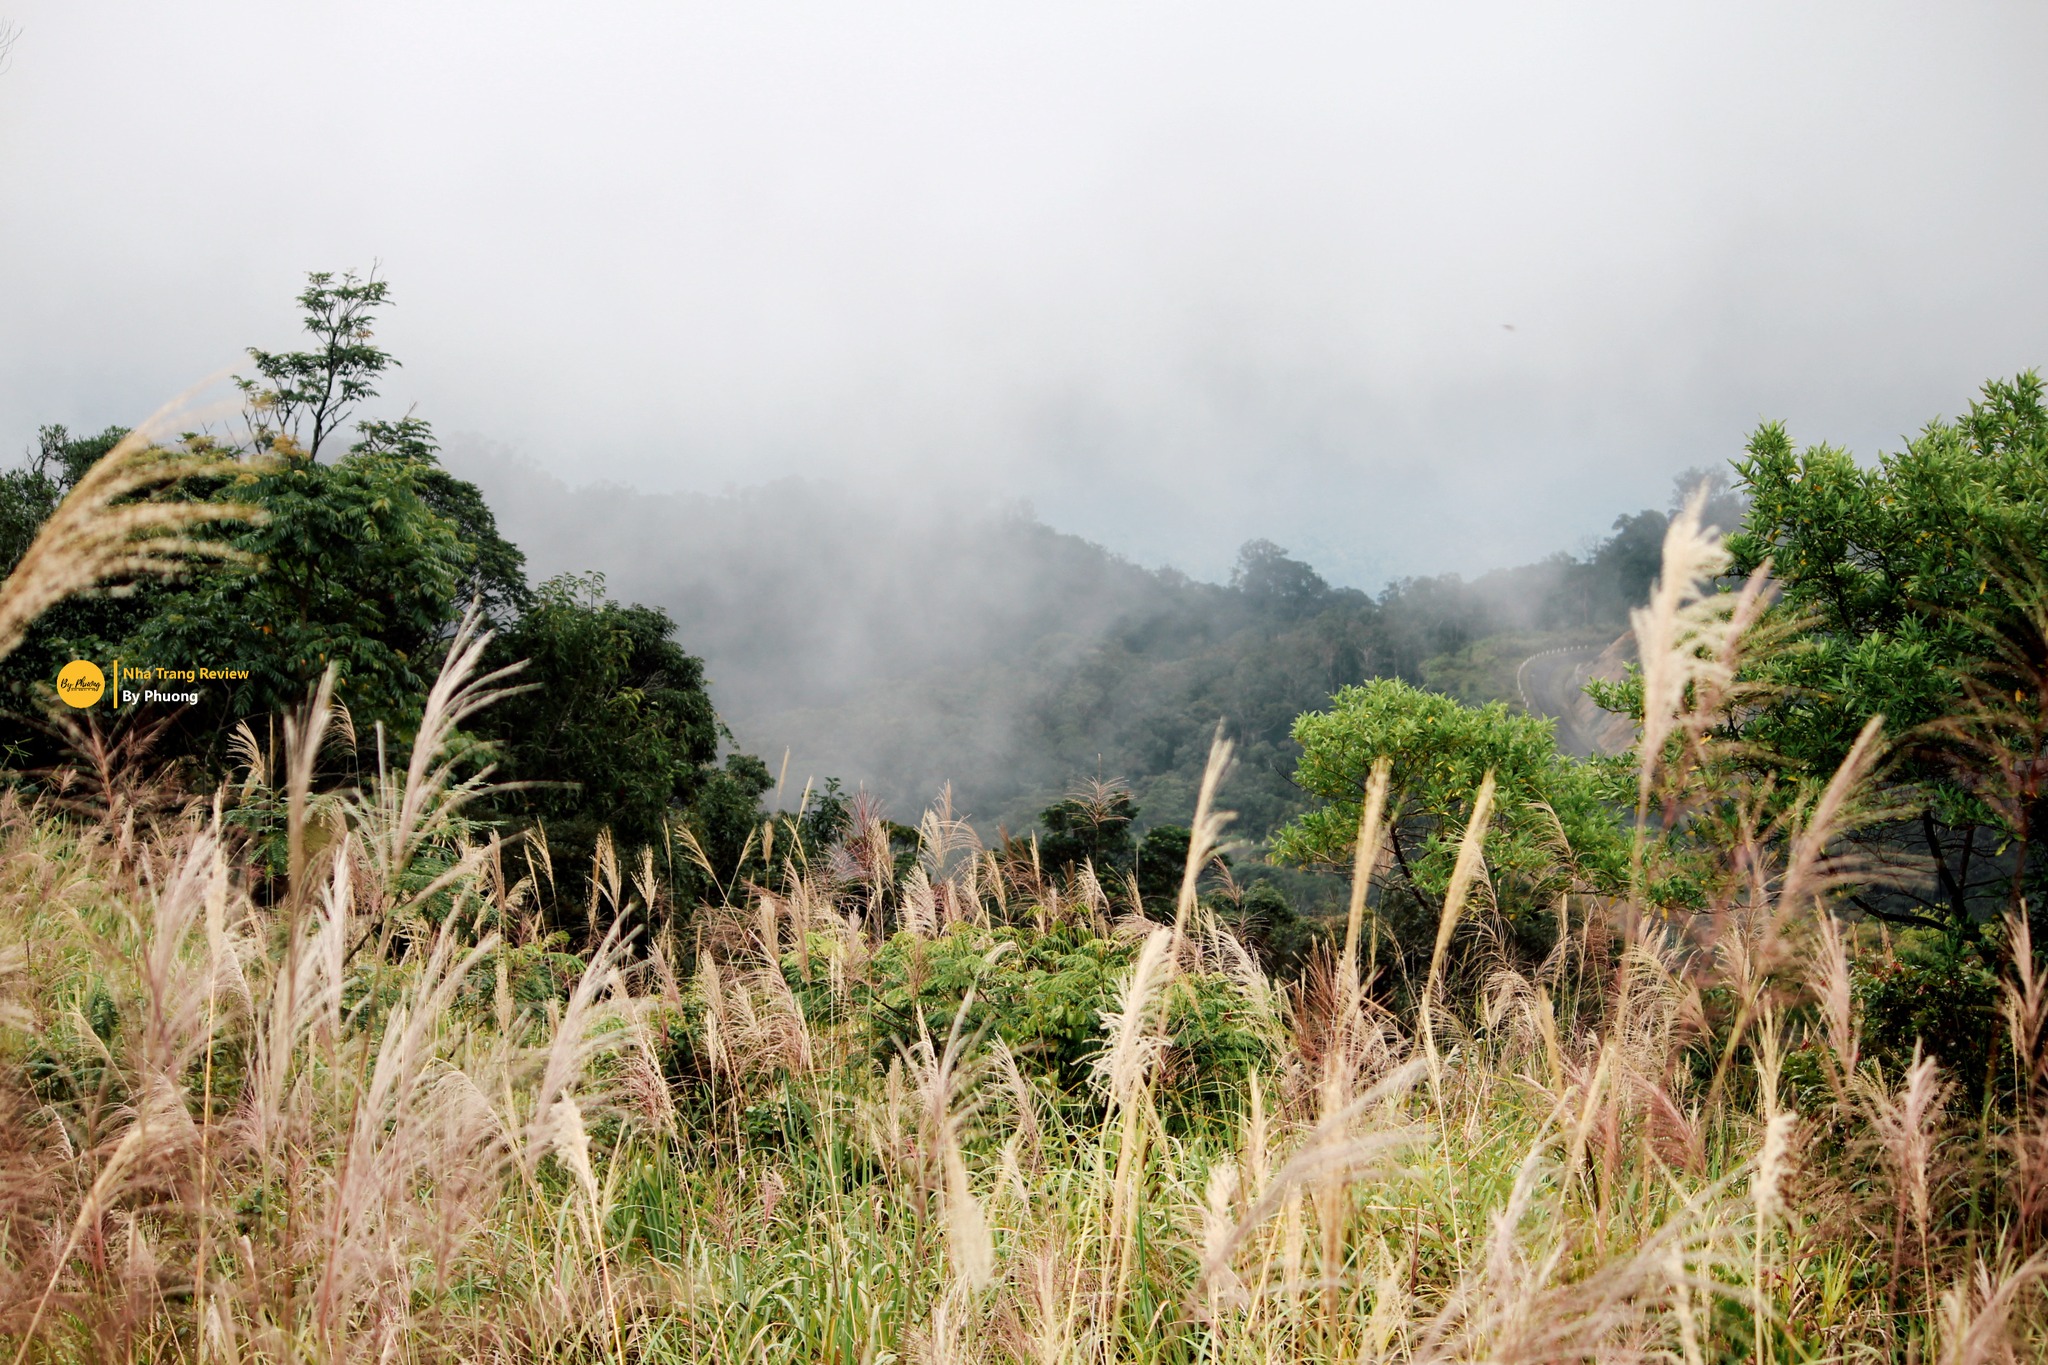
(1849, 894, 1949, 934)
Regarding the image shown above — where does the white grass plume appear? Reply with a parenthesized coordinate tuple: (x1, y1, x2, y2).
(1094, 926, 1175, 1111)
(1806, 911, 1861, 1100)
(1426, 771, 1497, 1006)
(1196, 1059, 1424, 1296)
(0, 399, 259, 663)
(1170, 727, 1236, 969)
(353, 608, 528, 928)
(1631, 483, 1773, 818)
(1935, 1253, 2048, 1365)
(1341, 755, 1394, 995)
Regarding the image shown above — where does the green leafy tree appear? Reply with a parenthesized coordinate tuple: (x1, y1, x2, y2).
(476, 571, 718, 843)
(351, 416, 530, 621)
(1273, 678, 1629, 921)
(1230, 539, 1331, 623)
(3, 268, 776, 933)
(177, 273, 473, 736)
(0, 425, 127, 568)
(472, 572, 767, 891)
(238, 269, 397, 460)
(1580, 509, 1669, 624)
(127, 434, 473, 747)
(1034, 780, 1138, 879)
(4, 275, 508, 762)
(686, 753, 777, 883)
(1135, 823, 1192, 906)
(1726, 372, 2048, 936)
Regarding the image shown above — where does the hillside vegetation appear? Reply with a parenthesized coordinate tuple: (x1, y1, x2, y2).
(3, 274, 2048, 1361)
(465, 454, 1715, 838)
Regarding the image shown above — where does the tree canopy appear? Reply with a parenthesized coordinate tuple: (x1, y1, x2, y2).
(0, 271, 773, 918)
(1727, 372, 2048, 936)
(1273, 678, 1630, 919)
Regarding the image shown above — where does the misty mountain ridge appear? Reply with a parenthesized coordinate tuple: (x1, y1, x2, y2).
(454, 442, 1733, 838)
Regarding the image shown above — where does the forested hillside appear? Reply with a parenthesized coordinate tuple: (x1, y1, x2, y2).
(3, 266, 1735, 854)
(462, 447, 1736, 835)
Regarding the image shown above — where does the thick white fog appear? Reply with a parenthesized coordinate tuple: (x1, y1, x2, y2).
(4, 3, 2046, 586)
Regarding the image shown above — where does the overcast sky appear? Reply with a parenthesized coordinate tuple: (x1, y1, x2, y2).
(2, 3, 2044, 586)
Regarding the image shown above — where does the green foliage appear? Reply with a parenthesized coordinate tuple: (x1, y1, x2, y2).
(2, 281, 506, 757)
(0, 425, 124, 570)
(0, 425, 156, 727)
(238, 269, 397, 460)
(1274, 678, 1629, 916)
(1, 273, 776, 915)
(1029, 791, 1242, 925)
(740, 1086, 820, 1154)
(1012, 541, 1373, 839)
(1035, 782, 1138, 878)
(475, 572, 721, 850)
(1855, 943, 2003, 1104)
(684, 753, 777, 886)
(123, 274, 492, 740)
(0, 462, 56, 580)
(471, 571, 774, 908)
(862, 924, 1128, 1089)
(1223, 877, 1322, 976)
(1728, 372, 2048, 934)
(469, 935, 589, 1015)
(1154, 970, 1275, 1122)
(986, 512, 1693, 844)
(1135, 823, 1191, 907)
(794, 776, 855, 854)
(1575, 509, 1670, 625)
(128, 434, 474, 742)
(352, 416, 530, 621)
(1230, 537, 1332, 621)
(856, 923, 1273, 1111)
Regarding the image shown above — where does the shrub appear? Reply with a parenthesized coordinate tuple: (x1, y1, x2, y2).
(1856, 943, 2003, 1103)
(857, 923, 1273, 1112)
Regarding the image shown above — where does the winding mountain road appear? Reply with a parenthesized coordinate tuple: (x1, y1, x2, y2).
(1515, 643, 1620, 757)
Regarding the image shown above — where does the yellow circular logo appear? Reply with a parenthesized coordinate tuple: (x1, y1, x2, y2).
(56, 660, 106, 708)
